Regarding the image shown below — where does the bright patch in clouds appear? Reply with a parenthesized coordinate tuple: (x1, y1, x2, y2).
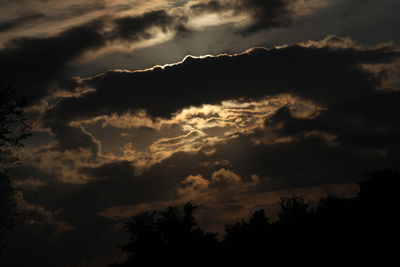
(74, 95, 320, 173)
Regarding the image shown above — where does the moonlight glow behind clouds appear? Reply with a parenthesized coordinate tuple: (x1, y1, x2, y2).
(1, 0, 400, 266)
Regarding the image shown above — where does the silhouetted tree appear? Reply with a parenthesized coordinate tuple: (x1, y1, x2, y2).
(113, 170, 400, 266)
(111, 202, 219, 267)
(0, 82, 30, 253)
(0, 173, 20, 253)
(0, 82, 30, 169)
(278, 195, 310, 222)
(223, 209, 271, 265)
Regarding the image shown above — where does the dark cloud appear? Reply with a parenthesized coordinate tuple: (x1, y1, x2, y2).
(73, 152, 223, 210)
(0, 8, 191, 153)
(8, 86, 400, 265)
(50, 123, 100, 154)
(340, 0, 372, 18)
(0, 1, 399, 265)
(196, 126, 399, 193)
(0, 1, 107, 35)
(0, 19, 106, 102)
(80, 161, 136, 180)
(26, 2, 107, 25)
(112, 10, 187, 41)
(47, 37, 400, 124)
(82, 121, 184, 154)
(0, 13, 44, 33)
(2, 150, 217, 266)
(9, 109, 399, 265)
(0, 9, 190, 106)
(13, 150, 228, 228)
(190, 0, 296, 34)
(22, 95, 400, 233)
(266, 90, 400, 152)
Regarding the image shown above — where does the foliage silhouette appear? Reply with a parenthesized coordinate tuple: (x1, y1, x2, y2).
(110, 202, 219, 266)
(0, 82, 31, 170)
(112, 169, 400, 266)
(0, 82, 31, 254)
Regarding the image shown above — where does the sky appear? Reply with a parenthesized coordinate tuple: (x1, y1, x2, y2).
(1, 0, 400, 266)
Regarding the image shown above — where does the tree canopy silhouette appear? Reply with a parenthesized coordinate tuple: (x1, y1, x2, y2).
(111, 202, 219, 267)
(0, 82, 30, 169)
(112, 169, 400, 267)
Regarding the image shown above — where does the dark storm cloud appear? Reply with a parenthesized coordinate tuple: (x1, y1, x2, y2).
(0, 13, 44, 33)
(0, 9, 191, 153)
(0, 9, 189, 105)
(46, 37, 400, 124)
(0, 19, 106, 102)
(0, 1, 345, 109)
(190, 0, 296, 34)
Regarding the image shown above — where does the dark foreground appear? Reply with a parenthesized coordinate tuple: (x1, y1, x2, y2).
(111, 170, 400, 267)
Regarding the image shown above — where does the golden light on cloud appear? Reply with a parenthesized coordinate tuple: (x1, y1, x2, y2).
(70, 94, 321, 175)
(186, 12, 249, 30)
(76, 28, 177, 63)
(26, 93, 321, 183)
(0, 0, 173, 44)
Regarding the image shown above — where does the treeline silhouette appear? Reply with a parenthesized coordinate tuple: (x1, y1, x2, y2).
(111, 170, 400, 266)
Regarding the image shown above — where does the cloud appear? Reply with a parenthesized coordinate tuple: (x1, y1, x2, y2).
(112, 9, 187, 41)
(1, 1, 357, 109)
(265, 90, 400, 154)
(46, 36, 400, 126)
(2, 2, 400, 266)
(0, 9, 186, 105)
(177, 168, 260, 203)
(15, 37, 399, 192)
(192, 129, 398, 195)
(1, 3, 365, 110)
(12, 86, 400, 265)
(50, 95, 312, 173)
(54, 1, 107, 18)
(49, 123, 100, 155)
(190, 0, 299, 34)
(3, 150, 225, 265)
(32, 36, 399, 166)
(0, 13, 44, 33)
(0, 18, 106, 103)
